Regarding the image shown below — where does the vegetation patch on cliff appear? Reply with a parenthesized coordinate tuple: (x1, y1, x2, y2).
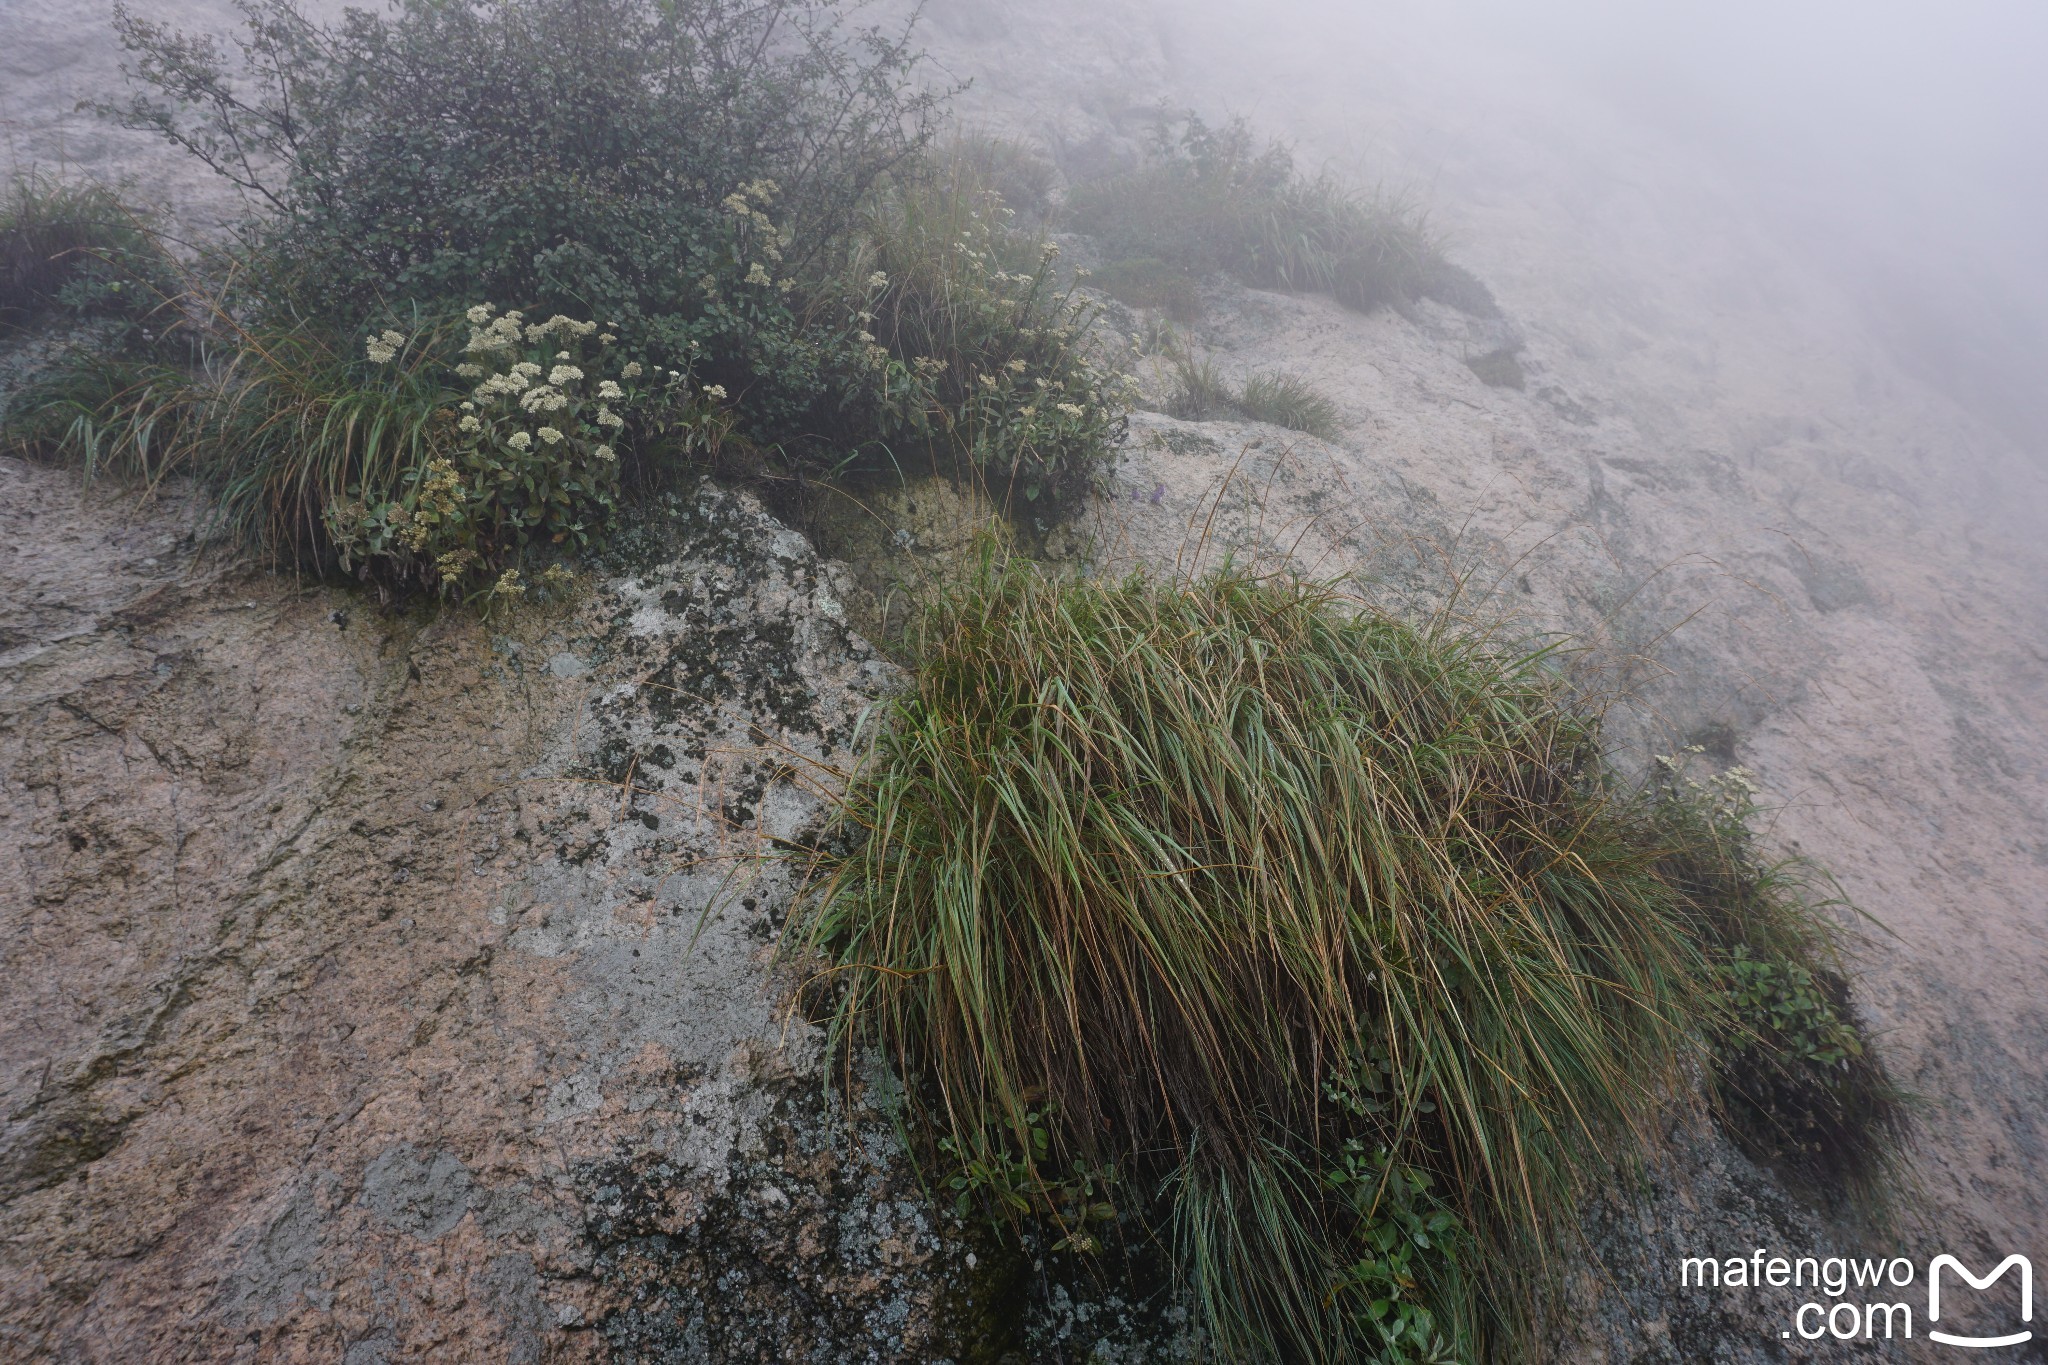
(1, 172, 175, 332)
(3, 0, 1129, 595)
(1068, 113, 1498, 320)
(1164, 346, 1344, 439)
(800, 557, 1900, 1361)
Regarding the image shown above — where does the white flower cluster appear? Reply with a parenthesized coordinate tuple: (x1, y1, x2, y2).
(365, 329, 407, 364)
(440, 304, 677, 490)
(464, 310, 526, 355)
(528, 314, 597, 343)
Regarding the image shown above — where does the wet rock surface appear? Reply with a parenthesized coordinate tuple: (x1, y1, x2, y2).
(0, 464, 967, 1361)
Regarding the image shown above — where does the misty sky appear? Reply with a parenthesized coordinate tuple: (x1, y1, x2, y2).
(1435, 0, 2048, 449)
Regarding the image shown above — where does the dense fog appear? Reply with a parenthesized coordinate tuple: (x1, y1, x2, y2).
(1463, 0, 2048, 451)
(1172, 0, 2048, 451)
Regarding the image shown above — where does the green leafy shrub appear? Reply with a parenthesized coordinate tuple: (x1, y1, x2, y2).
(802, 558, 1723, 1359)
(1067, 114, 1497, 318)
(58, 0, 1125, 544)
(1465, 346, 1526, 390)
(1, 171, 176, 329)
(102, 0, 933, 365)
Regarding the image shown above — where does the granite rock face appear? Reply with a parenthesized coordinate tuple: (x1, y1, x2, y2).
(0, 464, 972, 1361)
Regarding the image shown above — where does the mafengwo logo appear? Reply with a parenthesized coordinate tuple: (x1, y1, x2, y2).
(1928, 1255, 2032, 1349)
(1680, 1249, 2033, 1347)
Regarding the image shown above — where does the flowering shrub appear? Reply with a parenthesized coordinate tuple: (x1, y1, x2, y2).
(841, 163, 1132, 506)
(95, 1, 1129, 518)
(327, 306, 725, 595)
(103, 0, 938, 445)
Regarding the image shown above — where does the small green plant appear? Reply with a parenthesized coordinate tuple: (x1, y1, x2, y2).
(1325, 1144, 1468, 1364)
(1721, 950, 1865, 1069)
(1237, 370, 1342, 439)
(1649, 746, 1904, 1193)
(940, 1104, 1121, 1256)
(1, 171, 176, 329)
(1067, 113, 1496, 318)
(1165, 348, 1343, 439)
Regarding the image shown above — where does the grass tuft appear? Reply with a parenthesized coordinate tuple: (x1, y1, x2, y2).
(803, 558, 1735, 1359)
(1, 171, 176, 330)
(1165, 347, 1343, 439)
(8, 313, 451, 560)
(1237, 370, 1343, 439)
(948, 131, 1059, 225)
(1163, 347, 1236, 423)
